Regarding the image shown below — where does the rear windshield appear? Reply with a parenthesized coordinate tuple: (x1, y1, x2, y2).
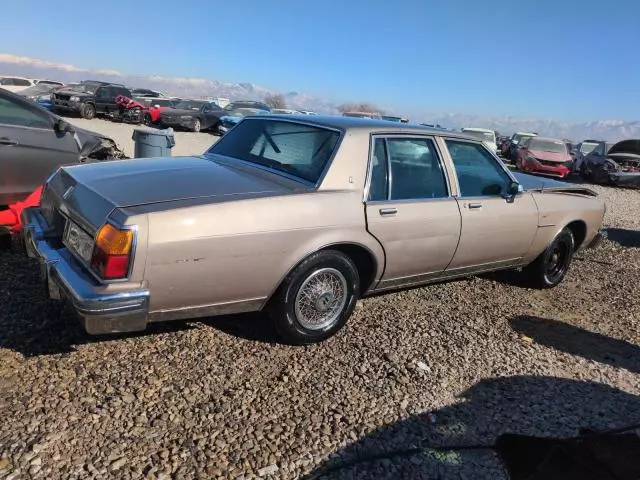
(207, 119, 341, 184)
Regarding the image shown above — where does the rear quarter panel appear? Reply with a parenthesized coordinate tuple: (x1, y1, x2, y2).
(141, 191, 383, 313)
(524, 191, 605, 263)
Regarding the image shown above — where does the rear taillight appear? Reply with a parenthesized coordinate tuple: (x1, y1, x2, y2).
(90, 224, 134, 280)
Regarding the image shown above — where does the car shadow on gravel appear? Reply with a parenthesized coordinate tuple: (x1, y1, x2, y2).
(304, 376, 640, 480)
(604, 228, 640, 248)
(199, 312, 281, 344)
(509, 315, 640, 374)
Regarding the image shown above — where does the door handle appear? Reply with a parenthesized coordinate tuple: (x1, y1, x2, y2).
(0, 138, 18, 146)
(379, 207, 398, 216)
(468, 202, 483, 209)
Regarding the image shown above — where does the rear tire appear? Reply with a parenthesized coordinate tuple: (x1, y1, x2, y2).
(192, 119, 201, 132)
(268, 250, 360, 344)
(81, 103, 96, 120)
(522, 227, 574, 288)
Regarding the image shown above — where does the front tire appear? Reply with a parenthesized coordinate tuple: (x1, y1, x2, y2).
(268, 250, 360, 344)
(81, 103, 96, 120)
(523, 227, 575, 288)
(192, 119, 201, 132)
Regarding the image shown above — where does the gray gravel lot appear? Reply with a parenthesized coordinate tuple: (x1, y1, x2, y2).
(0, 122, 639, 479)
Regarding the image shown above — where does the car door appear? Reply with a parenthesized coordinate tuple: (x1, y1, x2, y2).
(94, 86, 111, 113)
(444, 139, 538, 271)
(364, 136, 462, 290)
(0, 94, 79, 204)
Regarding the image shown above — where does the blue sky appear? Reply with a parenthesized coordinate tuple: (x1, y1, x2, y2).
(2, 0, 639, 121)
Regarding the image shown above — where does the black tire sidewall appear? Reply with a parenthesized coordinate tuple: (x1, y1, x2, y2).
(82, 103, 95, 119)
(272, 251, 360, 344)
(539, 229, 575, 287)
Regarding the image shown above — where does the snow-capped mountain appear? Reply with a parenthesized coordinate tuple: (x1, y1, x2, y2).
(1, 53, 637, 141)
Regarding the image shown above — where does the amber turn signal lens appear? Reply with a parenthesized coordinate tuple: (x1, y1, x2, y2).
(95, 224, 133, 256)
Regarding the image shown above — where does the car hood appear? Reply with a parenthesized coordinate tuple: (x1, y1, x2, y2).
(63, 155, 296, 207)
(513, 172, 597, 196)
(53, 88, 92, 97)
(528, 149, 571, 162)
(607, 139, 640, 157)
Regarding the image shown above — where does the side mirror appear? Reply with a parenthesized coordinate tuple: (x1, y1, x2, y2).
(505, 181, 522, 202)
(54, 119, 75, 134)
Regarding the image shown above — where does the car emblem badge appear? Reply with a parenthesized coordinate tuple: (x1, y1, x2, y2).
(63, 186, 75, 200)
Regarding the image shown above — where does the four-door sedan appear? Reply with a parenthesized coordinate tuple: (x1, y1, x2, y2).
(516, 136, 575, 178)
(22, 116, 605, 344)
(0, 88, 124, 206)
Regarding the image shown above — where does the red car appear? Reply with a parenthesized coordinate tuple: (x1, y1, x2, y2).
(516, 136, 574, 178)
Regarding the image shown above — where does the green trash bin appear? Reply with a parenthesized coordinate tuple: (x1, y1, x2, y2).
(132, 127, 175, 158)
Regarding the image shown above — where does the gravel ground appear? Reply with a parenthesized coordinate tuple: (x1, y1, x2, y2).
(63, 116, 219, 158)
(0, 159, 638, 478)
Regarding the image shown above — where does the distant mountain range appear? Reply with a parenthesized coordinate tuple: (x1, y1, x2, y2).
(2, 53, 638, 141)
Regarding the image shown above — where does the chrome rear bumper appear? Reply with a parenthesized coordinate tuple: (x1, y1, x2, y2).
(21, 207, 150, 335)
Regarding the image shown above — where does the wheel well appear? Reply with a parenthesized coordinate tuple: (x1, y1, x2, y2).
(320, 244, 378, 294)
(565, 221, 587, 250)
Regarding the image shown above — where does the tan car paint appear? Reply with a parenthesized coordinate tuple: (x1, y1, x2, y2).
(38, 118, 605, 326)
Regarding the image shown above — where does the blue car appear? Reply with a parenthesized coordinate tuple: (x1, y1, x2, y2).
(16, 84, 62, 111)
(218, 107, 271, 135)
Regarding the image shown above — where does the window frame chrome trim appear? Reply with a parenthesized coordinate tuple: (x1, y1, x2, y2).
(363, 133, 453, 204)
(442, 137, 520, 200)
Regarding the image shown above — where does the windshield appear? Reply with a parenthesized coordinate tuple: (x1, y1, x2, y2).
(207, 119, 341, 183)
(77, 83, 102, 94)
(580, 142, 599, 154)
(224, 102, 267, 111)
(513, 134, 535, 144)
(225, 107, 268, 117)
(174, 101, 206, 110)
(18, 84, 56, 96)
(464, 130, 495, 143)
(529, 139, 568, 153)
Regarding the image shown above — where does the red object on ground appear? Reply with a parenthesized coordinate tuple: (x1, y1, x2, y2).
(0, 185, 43, 233)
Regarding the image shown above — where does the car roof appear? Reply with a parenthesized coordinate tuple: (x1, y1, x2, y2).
(247, 114, 480, 139)
(528, 136, 565, 143)
(462, 127, 494, 133)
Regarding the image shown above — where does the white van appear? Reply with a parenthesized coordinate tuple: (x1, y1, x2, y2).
(462, 127, 498, 153)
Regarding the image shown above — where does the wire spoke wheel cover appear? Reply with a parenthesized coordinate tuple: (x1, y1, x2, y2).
(294, 268, 348, 331)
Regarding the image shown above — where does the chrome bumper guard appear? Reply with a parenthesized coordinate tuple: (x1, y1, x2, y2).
(21, 207, 150, 335)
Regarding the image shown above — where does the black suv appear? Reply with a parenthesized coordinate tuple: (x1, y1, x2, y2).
(52, 81, 132, 119)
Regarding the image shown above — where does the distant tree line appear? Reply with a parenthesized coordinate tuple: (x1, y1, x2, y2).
(338, 102, 383, 114)
(264, 93, 287, 109)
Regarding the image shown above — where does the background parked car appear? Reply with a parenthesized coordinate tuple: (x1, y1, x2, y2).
(160, 100, 271, 132)
(271, 108, 300, 115)
(0, 89, 124, 206)
(581, 139, 640, 187)
(342, 111, 382, 119)
(52, 81, 132, 119)
(218, 106, 271, 134)
(516, 136, 574, 178)
(461, 127, 498, 153)
(0, 76, 36, 93)
(505, 131, 538, 161)
(381, 115, 410, 123)
(15, 83, 64, 111)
